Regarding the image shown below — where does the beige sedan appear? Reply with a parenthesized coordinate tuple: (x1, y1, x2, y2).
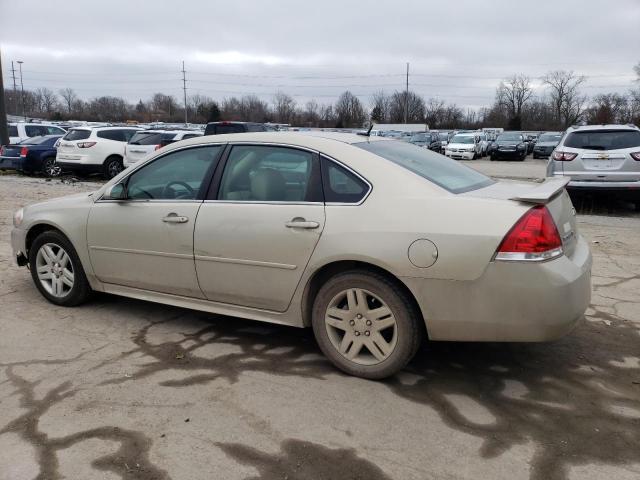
(11, 132, 592, 379)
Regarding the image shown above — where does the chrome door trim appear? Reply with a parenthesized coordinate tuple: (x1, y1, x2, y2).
(194, 254, 297, 270)
(89, 245, 193, 260)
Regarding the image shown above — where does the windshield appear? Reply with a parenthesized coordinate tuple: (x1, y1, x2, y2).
(410, 133, 431, 142)
(497, 133, 522, 142)
(538, 133, 562, 143)
(450, 135, 475, 144)
(354, 141, 493, 194)
(564, 130, 640, 150)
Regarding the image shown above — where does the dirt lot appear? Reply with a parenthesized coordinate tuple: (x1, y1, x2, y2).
(1, 165, 639, 480)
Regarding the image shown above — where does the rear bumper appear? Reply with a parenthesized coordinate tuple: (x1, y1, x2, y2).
(55, 161, 103, 174)
(566, 180, 640, 190)
(0, 156, 25, 170)
(402, 234, 592, 342)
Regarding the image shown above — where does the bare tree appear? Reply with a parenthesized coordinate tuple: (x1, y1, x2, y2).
(542, 70, 586, 128)
(334, 91, 365, 128)
(273, 91, 296, 124)
(424, 98, 446, 128)
(388, 91, 425, 123)
(496, 74, 533, 129)
(35, 88, 59, 114)
(370, 90, 390, 123)
(300, 99, 320, 126)
(59, 88, 78, 114)
(586, 93, 629, 124)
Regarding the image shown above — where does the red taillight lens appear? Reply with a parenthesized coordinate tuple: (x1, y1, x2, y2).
(77, 142, 97, 148)
(630, 152, 640, 161)
(495, 205, 563, 261)
(552, 151, 577, 161)
(154, 144, 162, 151)
(0, 146, 4, 155)
(20, 147, 29, 157)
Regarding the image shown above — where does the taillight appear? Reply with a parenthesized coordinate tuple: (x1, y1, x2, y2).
(0, 146, 4, 155)
(154, 144, 162, 151)
(630, 152, 640, 161)
(20, 147, 29, 157)
(552, 151, 577, 161)
(77, 142, 97, 148)
(495, 205, 563, 262)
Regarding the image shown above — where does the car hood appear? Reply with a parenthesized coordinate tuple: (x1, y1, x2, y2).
(496, 140, 520, 145)
(24, 191, 95, 216)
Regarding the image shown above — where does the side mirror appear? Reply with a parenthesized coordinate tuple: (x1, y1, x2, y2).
(104, 182, 127, 200)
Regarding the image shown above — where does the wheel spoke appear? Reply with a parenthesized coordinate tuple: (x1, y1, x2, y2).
(61, 269, 74, 287)
(346, 288, 366, 311)
(51, 277, 61, 296)
(59, 252, 70, 268)
(368, 331, 392, 360)
(345, 339, 363, 360)
(326, 316, 349, 331)
(42, 246, 55, 265)
(38, 271, 52, 281)
(326, 307, 350, 321)
(373, 316, 396, 331)
(37, 264, 50, 274)
(368, 305, 392, 321)
(339, 332, 355, 354)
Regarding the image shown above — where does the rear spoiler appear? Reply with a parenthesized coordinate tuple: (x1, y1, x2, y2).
(510, 177, 570, 204)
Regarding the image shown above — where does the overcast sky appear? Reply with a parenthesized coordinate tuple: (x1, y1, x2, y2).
(1, 0, 639, 110)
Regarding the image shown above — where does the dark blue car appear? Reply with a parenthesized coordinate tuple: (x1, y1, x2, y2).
(0, 135, 63, 177)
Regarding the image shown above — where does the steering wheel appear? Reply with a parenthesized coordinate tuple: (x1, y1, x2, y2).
(162, 181, 195, 199)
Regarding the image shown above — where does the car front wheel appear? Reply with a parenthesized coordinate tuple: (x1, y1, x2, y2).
(311, 271, 423, 379)
(29, 230, 91, 306)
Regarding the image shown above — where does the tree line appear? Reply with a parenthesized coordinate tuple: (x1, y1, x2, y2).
(4, 64, 639, 130)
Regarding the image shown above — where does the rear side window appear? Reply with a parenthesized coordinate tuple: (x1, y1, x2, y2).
(25, 125, 48, 137)
(321, 156, 369, 203)
(246, 124, 267, 132)
(216, 124, 245, 134)
(98, 130, 127, 142)
(8, 125, 19, 136)
(564, 130, 640, 150)
(129, 132, 163, 145)
(45, 126, 66, 135)
(355, 140, 493, 194)
(63, 129, 91, 141)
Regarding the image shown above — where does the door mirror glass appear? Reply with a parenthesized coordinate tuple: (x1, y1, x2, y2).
(105, 183, 127, 200)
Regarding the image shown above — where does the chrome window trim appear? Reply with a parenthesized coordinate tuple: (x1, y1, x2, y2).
(320, 153, 373, 206)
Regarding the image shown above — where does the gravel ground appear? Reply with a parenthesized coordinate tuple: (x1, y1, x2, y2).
(1, 170, 639, 480)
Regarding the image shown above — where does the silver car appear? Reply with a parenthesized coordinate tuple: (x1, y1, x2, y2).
(11, 132, 592, 379)
(547, 124, 640, 199)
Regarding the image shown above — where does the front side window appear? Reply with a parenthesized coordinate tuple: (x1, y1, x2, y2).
(219, 145, 320, 202)
(355, 140, 493, 194)
(25, 125, 47, 137)
(564, 130, 640, 150)
(125, 146, 222, 200)
(321, 156, 369, 203)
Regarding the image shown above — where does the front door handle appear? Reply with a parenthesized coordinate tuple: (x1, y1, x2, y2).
(285, 218, 319, 229)
(162, 213, 189, 224)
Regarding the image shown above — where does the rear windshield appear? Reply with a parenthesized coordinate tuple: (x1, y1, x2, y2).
(63, 129, 91, 141)
(564, 130, 640, 150)
(497, 133, 522, 141)
(21, 136, 57, 146)
(538, 133, 563, 142)
(354, 141, 493, 194)
(129, 132, 164, 145)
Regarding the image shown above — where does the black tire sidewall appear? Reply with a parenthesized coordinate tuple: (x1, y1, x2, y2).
(104, 156, 123, 179)
(311, 271, 421, 379)
(29, 230, 91, 306)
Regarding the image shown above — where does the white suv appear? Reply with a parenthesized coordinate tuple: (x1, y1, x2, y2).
(444, 133, 482, 160)
(123, 130, 203, 168)
(8, 123, 67, 144)
(56, 127, 141, 178)
(546, 124, 640, 203)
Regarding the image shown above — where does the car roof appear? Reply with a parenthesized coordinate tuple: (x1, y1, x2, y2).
(567, 124, 639, 132)
(70, 126, 141, 131)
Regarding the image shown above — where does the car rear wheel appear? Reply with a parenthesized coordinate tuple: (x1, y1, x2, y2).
(29, 230, 91, 306)
(103, 156, 123, 179)
(42, 157, 61, 177)
(311, 271, 423, 379)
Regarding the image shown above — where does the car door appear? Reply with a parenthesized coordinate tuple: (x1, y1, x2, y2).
(87, 144, 223, 297)
(194, 144, 325, 312)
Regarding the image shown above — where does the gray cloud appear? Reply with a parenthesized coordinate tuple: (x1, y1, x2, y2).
(1, 0, 638, 109)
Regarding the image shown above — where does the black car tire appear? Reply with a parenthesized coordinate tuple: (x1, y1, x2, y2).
(312, 271, 423, 380)
(29, 230, 92, 307)
(103, 156, 123, 179)
(42, 157, 61, 177)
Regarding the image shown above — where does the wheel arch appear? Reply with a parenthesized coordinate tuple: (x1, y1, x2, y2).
(300, 259, 428, 339)
(25, 222, 72, 257)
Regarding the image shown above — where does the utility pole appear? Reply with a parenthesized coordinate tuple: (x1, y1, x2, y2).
(17, 60, 25, 121)
(404, 62, 409, 124)
(182, 61, 188, 125)
(0, 48, 10, 145)
(11, 61, 18, 115)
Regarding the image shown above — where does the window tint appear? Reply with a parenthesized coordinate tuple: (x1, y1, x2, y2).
(219, 145, 320, 202)
(355, 141, 493, 194)
(9, 125, 18, 137)
(246, 124, 267, 132)
(321, 156, 369, 203)
(123, 129, 138, 142)
(45, 126, 66, 135)
(129, 132, 163, 145)
(25, 125, 48, 137)
(21, 136, 58, 146)
(182, 133, 201, 140)
(97, 130, 123, 141)
(215, 124, 245, 134)
(63, 129, 91, 141)
(126, 146, 222, 200)
(564, 130, 640, 150)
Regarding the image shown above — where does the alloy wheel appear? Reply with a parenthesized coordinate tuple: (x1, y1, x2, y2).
(43, 158, 61, 177)
(35, 243, 74, 298)
(324, 288, 398, 365)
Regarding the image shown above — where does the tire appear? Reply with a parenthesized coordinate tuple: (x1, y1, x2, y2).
(311, 270, 423, 379)
(29, 230, 92, 307)
(42, 157, 61, 177)
(103, 156, 123, 179)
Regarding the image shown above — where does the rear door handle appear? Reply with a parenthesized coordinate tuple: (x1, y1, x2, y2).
(285, 218, 319, 229)
(162, 213, 189, 223)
